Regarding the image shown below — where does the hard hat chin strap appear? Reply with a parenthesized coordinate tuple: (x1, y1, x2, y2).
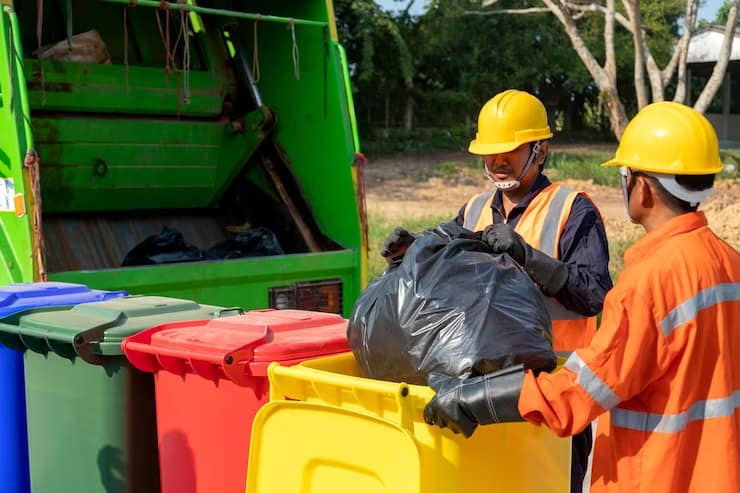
(485, 141, 542, 191)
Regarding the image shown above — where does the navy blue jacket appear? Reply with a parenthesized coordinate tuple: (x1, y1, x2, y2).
(455, 174, 612, 316)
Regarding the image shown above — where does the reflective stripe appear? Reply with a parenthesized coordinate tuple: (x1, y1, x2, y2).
(660, 283, 740, 337)
(539, 186, 572, 258)
(463, 190, 495, 230)
(564, 352, 621, 410)
(612, 390, 740, 433)
(543, 296, 588, 321)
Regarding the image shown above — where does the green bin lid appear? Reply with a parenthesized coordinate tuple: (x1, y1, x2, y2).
(10, 296, 234, 364)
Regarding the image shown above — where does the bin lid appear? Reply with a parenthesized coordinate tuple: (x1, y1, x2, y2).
(10, 296, 228, 364)
(122, 309, 349, 383)
(0, 282, 127, 319)
(247, 401, 421, 493)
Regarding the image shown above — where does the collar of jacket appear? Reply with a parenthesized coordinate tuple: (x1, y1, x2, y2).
(624, 211, 708, 266)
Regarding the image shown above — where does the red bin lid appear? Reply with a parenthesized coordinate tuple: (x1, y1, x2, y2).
(122, 309, 349, 384)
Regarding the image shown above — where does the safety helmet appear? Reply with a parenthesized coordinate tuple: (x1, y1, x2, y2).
(469, 90, 553, 155)
(601, 101, 723, 175)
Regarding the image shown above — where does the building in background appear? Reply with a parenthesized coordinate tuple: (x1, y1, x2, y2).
(688, 25, 740, 143)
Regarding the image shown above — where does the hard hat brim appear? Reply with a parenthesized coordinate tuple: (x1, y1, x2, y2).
(468, 140, 521, 155)
(601, 157, 724, 174)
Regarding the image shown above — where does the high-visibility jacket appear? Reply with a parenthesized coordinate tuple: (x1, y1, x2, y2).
(463, 183, 597, 351)
(519, 212, 740, 493)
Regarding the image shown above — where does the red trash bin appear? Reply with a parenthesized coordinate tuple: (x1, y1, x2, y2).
(122, 308, 349, 493)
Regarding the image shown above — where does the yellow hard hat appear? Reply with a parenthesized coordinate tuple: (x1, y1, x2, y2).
(468, 90, 553, 155)
(601, 101, 723, 174)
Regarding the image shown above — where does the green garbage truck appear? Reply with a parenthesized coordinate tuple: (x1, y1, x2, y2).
(0, 0, 367, 316)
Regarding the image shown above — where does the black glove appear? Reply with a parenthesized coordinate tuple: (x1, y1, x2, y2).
(482, 224, 568, 296)
(423, 365, 526, 439)
(380, 227, 416, 264)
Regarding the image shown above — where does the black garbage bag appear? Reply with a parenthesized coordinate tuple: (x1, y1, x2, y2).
(348, 221, 556, 385)
(205, 227, 285, 260)
(121, 227, 204, 266)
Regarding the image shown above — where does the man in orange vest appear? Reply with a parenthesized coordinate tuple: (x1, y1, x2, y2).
(382, 89, 612, 492)
(423, 101, 740, 492)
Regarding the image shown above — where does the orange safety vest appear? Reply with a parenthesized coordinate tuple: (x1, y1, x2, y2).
(519, 212, 740, 493)
(462, 183, 597, 352)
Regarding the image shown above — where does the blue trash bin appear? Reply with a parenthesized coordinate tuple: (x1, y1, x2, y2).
(0, 282, 127, 493)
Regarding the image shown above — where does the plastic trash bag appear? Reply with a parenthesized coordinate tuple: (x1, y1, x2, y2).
(121, 227, 204, 266)
(206, 227, 285, 260)
(348, 221, 556, 385)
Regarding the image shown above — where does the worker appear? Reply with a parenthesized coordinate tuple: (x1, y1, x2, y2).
(382, 89, 612, 492)
(423, 101, 740, 493)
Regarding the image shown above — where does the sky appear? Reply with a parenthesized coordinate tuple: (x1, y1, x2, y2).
(376, 0, 727, 23)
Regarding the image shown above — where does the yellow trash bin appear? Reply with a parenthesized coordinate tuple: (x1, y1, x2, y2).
(247, 352, 570, 493)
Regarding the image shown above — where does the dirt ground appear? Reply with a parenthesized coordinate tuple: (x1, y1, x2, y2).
(364, 149, 740, 250)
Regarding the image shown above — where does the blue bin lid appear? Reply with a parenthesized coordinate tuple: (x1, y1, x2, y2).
(0, 282, 127, 319)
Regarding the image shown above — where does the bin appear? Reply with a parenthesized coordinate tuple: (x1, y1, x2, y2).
(122, 309, 350, 493)
(0, 295, 229, 493)
(0, 282, 127, 493)
(247, 352, 571, 493)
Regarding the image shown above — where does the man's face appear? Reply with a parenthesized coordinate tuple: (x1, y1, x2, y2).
(483, 143, 542, 188)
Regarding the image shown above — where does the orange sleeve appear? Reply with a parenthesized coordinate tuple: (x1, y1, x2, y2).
(518, 272, 669, 437)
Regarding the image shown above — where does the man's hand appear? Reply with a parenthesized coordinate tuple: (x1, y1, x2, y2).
(424, 365, 527, 439)
(482, 223, 568, 296)
(380, 227, 416, 264)
(481, 224, 526, 265)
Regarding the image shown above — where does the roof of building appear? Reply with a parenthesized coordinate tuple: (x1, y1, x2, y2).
(688, 25, 740, 64)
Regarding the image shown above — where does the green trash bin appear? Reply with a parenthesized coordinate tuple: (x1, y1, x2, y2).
(0, 296, 233, 493)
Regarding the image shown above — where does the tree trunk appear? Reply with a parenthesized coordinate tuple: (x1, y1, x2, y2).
(625, 0, 649, 109)
(404, 94, 414, 132)
(541, 0, 628, 138)
(694, 0, 740, 113)
(645, 49, 665, 102)
(384, 94, 390, 138)
(673, 0, 699, 104)
(601, 85, 630, 138)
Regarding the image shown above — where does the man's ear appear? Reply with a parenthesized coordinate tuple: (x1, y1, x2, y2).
(638, 176, 656, 209)
(537, 141, 549, 165)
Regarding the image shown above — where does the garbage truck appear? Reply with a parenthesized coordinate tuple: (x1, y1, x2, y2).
(0, 0, 367, 316)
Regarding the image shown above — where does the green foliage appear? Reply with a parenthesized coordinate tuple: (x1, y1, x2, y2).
(362, 125, 471, 156)
(641, 0, 684, 66)
(714, 0, 739, 24)
(335, 0, 414, 90)
(334, 0, 692, 140)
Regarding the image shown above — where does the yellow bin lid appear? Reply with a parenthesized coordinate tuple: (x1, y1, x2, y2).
(247, 401, 421, 493)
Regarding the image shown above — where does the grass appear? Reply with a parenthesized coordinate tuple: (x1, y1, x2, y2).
(546, 151, 618, 186)
(608, 238, 637, 282)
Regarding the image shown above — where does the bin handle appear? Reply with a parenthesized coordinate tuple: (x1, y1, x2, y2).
(214, 307, 245, 318)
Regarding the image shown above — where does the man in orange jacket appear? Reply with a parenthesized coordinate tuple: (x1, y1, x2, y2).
(423, 101, 740, 492)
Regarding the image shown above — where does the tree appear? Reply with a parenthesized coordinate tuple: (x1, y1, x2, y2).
(715, 0, 740, 24)
(472, 0, 740, 138)
(412, 0, 596, 130)
(334, 0, 414, 133)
